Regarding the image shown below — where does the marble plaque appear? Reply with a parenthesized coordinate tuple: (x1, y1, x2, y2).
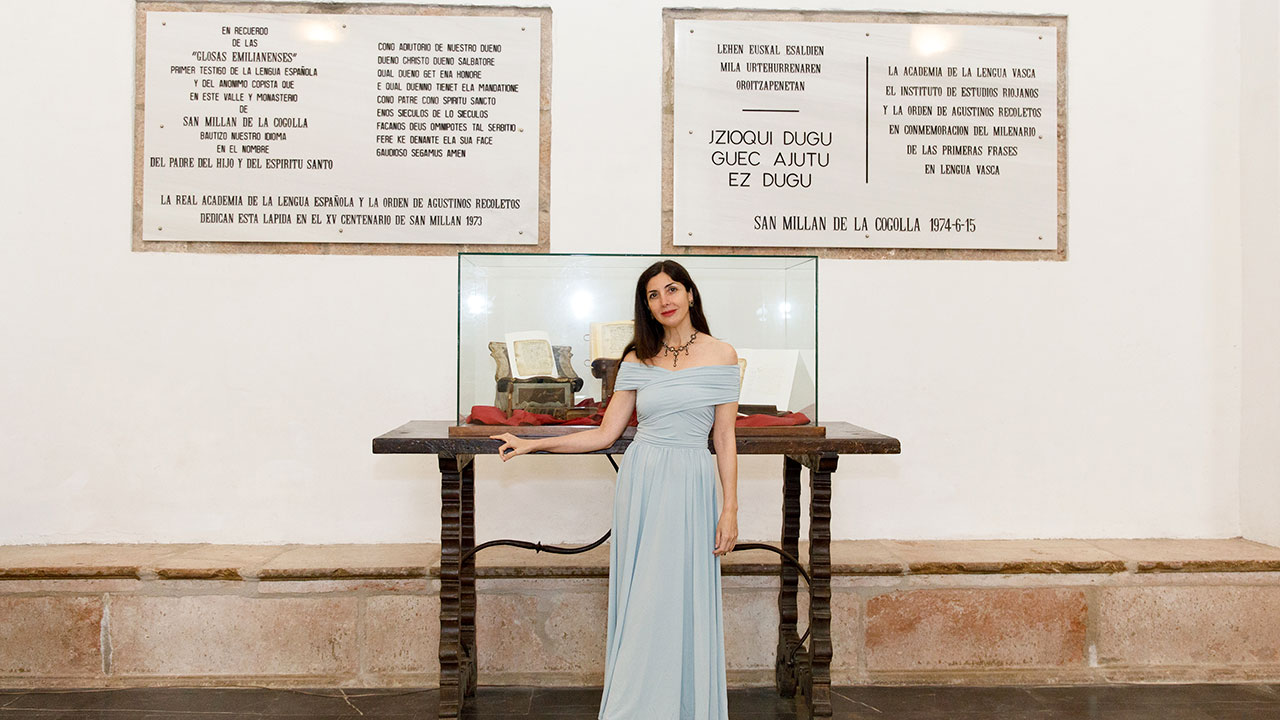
(673, 18, 1060, 251)
(139, 9, 542, 244)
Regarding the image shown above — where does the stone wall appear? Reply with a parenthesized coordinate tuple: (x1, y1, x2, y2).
(4, 540, 1280, 688)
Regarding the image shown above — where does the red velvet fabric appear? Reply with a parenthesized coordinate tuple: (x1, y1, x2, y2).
(736, 412, 811, 427)
(463, 399, 606, 426)
(463, 404, 810, 428)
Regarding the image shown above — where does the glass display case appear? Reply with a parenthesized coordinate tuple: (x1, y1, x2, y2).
(456, 253, 818, 424)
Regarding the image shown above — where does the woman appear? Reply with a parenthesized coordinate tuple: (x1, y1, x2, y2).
(491, 259, 740, 720)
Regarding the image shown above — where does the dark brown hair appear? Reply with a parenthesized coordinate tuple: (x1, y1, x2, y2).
(622, 260, 712, 362)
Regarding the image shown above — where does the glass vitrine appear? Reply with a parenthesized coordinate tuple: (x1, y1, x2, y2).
(457, 253, 817, 424)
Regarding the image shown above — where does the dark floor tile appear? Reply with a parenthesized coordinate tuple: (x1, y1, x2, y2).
(18, 707, 126, 712)
(123, 716, 351, 720)
(523, 711, 600, 720)
(279, 688, 445, 717)
(844, 712, 1062, 720)
(2, 684, 1278, 719)
(41, 707, 174, 712)
(1071, 709, 1219, 720)
(1197, 703, 1280, 720)
(19, 713, 426, 720)
(244, 712, 430, 717)
(1235, 684, 1280, 700)
(3, 688, 437, 717)
(345, 687, 438, 716)
(525, 687, 806, 719)
(2, 688, 160, 712)
(728, 687, 803, 717)
(830, 689, 894, 717)
(833, 686, 1045, 714)
(1011, 703, 1219, 720)
(530, 686, 601, 710)
(462, 687, 534, 716)
(728, 710, 801, 720)
(1028, 684, 1279, 709)
(3, 687, 358, 715)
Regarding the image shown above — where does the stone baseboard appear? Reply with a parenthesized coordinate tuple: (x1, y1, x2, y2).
(4, 539, 1280, 688)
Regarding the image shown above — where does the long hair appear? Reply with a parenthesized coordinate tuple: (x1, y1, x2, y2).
(622, 260, 712, 363)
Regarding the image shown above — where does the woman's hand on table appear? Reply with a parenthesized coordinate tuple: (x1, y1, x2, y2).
(490, 432, 534, 461)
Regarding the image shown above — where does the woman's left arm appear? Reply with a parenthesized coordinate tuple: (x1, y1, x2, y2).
(712, 397, 739, 557)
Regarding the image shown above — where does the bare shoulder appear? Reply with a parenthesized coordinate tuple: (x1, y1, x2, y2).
(705, 337, 738, 365)
(621, 350, 640, 364)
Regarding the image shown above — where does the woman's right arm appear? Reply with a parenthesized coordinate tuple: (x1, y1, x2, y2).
(491, 388, 636, 461)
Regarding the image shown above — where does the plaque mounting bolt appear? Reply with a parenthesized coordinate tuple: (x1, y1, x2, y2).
(339, 228, 343, 233)
(688, 232, 693, 236)
(158, 226, 163, 231)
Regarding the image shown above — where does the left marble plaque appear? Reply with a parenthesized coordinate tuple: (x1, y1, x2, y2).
(138, 9, 542, 245)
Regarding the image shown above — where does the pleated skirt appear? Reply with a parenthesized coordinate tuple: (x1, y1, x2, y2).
(597, 441, 729, 720)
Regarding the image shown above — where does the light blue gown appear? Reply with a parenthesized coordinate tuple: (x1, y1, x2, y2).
(598, 362, 740, 720)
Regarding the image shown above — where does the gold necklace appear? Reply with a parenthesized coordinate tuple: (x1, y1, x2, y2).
(661, 330, 698, 367)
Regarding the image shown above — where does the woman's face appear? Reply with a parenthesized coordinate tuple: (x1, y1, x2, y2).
(645, 272, 692, 328)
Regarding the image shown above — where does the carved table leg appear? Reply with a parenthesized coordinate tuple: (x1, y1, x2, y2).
(437, 454, 472, 718)
(776, 455, 803, 696)
(459, 454, 477, 697)
(805, 452, 838, 718)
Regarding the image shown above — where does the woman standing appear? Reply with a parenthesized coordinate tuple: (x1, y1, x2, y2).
(491, 259, 740, 720)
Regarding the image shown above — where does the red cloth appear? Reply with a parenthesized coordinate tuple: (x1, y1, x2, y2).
(464, 398, 605, 426)
(464, 404, 810, 428)
(736, 412, 810, 427)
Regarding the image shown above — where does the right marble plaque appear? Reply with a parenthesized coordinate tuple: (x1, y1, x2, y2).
(668, 13, 1065, 257)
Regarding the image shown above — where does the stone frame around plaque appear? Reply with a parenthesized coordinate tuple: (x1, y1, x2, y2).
(661, 8, 1068, 261)
(132, 1, 552, 256)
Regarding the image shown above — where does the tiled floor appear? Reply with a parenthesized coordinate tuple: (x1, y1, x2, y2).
(1, 684, 1279, 719)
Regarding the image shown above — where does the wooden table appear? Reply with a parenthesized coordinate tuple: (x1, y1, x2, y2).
(372, 420, 901, 718)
